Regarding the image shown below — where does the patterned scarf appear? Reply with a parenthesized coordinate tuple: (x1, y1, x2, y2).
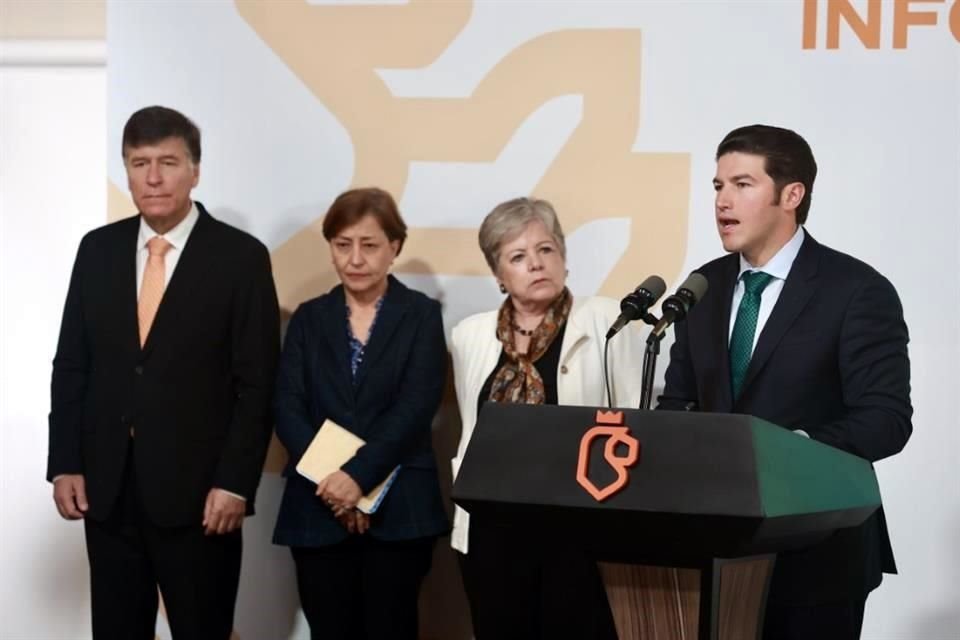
(488, 287, 572, 404)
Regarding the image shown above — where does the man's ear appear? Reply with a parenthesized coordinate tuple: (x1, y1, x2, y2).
(781, 181, 805, 212)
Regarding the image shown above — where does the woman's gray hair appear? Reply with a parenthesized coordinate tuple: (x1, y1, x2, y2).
(478, 197, 567, 273)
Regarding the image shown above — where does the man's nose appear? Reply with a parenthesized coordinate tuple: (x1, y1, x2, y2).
(715, 187, 732, 211)
(146, 163, 162, 185)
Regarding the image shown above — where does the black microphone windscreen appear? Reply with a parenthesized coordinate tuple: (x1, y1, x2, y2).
(639, 275, 667, 301)
(679, 272, 709, 303)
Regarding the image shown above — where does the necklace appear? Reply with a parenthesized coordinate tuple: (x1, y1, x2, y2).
(512, 323, 536, 337)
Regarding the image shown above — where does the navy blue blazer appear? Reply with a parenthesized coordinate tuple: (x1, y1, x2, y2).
(273, 275, 449, 546)
(659, 232, 912, 604)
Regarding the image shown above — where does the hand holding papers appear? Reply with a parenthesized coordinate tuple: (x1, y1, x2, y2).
(296, 420, 399, 515)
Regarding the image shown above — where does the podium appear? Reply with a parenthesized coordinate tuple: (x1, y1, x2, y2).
(451, 404, 881, 640)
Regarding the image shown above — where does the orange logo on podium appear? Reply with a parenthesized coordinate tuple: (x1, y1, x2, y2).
(576, 410, 640, 501)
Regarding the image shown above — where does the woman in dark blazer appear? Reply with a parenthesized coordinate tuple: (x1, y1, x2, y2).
(272, 188, 449, 640)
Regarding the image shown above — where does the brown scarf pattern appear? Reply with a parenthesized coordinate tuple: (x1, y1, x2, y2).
(488, 288, 572, 404)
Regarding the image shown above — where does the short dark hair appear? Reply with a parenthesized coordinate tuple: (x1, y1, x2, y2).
(716, 124, 817, 225)
(322, 187, 408, 255)
(122, 106, 201, 163)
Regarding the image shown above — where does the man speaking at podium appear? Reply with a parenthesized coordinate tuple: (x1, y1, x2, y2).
(658, 124, 912, 640)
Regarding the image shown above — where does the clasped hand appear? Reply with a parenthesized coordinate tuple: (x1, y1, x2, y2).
(316, 470, 369, 534)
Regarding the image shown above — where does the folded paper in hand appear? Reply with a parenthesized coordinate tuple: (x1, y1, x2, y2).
(296, 419, 399, 514)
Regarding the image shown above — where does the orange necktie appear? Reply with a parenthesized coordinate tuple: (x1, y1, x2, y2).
(138, 236, 172, 347)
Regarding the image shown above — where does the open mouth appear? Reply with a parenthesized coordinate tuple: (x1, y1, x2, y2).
(718, 217, 739, 230)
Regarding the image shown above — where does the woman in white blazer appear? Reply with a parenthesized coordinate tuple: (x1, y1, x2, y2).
(449, 197, 644, 640)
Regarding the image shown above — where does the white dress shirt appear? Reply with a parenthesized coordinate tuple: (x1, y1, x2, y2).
(728, 225, 805, 352)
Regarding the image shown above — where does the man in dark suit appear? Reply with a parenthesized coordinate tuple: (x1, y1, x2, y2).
(659, 124, 912, 640)
(47, 106, 280, 639)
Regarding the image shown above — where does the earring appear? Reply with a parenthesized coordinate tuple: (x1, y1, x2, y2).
(499, 283, 507, 294)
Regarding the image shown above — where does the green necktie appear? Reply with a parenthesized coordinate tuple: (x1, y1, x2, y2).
(729, 271, 775, 400)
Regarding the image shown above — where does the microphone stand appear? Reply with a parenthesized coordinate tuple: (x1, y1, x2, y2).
(605, 311, 658, 409)
(639, 328, 665, 410)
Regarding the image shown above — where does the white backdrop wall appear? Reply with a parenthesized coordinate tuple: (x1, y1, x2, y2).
(1, 64, 106, 638)
(1, 1, 958, 638)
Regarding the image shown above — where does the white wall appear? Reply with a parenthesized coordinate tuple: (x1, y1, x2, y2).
(0, 63, 105, 638)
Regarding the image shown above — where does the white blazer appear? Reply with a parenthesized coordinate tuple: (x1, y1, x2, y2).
(449, 296, 645, 553)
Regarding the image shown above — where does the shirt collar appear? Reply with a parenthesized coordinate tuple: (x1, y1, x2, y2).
(138, 202, 199, 251)
(737, 225, 805, 282)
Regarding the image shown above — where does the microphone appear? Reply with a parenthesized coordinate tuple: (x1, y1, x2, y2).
(606, 275, 667, 339)
(650, 272, 709, 338)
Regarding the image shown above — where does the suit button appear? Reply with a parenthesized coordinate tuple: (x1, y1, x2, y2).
(560, 365, 569, 374)
(134, 365, 144, 375)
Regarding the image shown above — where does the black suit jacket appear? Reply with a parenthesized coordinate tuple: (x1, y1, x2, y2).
(47, 203, 281, 527)
(659, 231, 912, 604)
(272, 275, 449, 547)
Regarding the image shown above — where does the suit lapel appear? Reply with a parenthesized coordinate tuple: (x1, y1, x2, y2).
(141, 204, 216, 357)
(317, 285, 354, 398)
(353, 275, 409, 389)
(704, 255, 740, 412)
(738, 233, 820, 399)
(115, 217, 142, 355)
(559, 298, 589, 367)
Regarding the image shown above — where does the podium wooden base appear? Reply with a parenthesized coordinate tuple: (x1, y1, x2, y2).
(599, 556, 774, 640)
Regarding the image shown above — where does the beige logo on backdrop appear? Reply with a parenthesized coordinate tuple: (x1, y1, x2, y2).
(108, 1, 691, 477)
